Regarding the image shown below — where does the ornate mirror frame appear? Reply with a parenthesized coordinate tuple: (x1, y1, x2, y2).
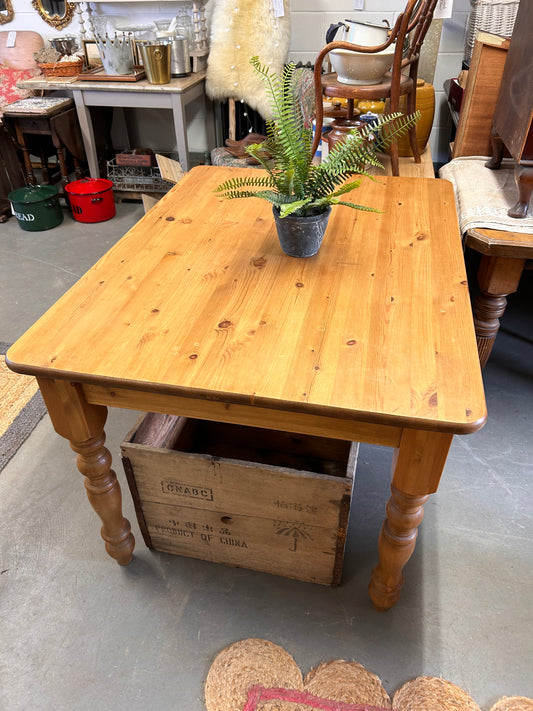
(0, 0, 15, 25)
(31, 0, 75, 30)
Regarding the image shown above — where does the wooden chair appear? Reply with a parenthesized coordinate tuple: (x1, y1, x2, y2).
(312, 0, 438, 176)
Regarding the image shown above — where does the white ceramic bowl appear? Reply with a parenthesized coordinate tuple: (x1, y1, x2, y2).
(330, 46, 395, 85)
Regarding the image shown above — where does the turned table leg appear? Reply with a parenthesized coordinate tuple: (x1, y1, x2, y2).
(51, 132, 70, 191)
(37, 377, 135, 565)
(473, 255, 525, 368)
(13, 123, 37, 186)
(369, 428, 453, 611)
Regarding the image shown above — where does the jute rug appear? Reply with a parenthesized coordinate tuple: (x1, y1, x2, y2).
(0, 342, 46, 472)
(204, 638, 533, 711)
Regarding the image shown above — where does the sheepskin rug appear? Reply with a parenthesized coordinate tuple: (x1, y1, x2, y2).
(205, 0, 291, 119)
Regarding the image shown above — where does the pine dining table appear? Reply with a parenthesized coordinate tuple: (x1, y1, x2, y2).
(6, 166, 487, 610)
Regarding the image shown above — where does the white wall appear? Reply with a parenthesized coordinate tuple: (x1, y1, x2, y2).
(6, 0, 472, 163)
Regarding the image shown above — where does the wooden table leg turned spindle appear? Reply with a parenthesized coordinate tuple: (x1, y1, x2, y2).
(473, 255, 526, 368)
(37, 377, 135, 565)
(369, 429, 453, 611)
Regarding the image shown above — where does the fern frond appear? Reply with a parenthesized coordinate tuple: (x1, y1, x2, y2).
(253, 190, 297, 205)
(375, 111, 421, 150)
(245, 144, 277, 175)
(279, 198, 313, 217)
(219, 189, 269, 200)
(329, 178, 364, 197)
(214, 174, 275, 194)
(332, 200, 382, 213)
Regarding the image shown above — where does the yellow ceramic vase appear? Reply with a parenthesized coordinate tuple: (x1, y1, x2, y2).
(357, 99, 385, 114)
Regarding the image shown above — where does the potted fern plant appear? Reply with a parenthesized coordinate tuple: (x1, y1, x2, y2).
(215, 57, 420, 257)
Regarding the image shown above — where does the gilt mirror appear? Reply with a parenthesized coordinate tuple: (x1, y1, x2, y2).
(0, 0, 14, 25)
(31, 0, 74, 30)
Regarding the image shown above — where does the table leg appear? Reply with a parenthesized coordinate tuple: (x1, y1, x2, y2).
(39, 144, 50, 185)
(369, 428, 453, 611)
(13, 124, 36, 186)
(473, 255, 525, 368)
(36, 377, 135, 565)
(73, 90, 100, 178)
(204, 95, 216, 154)
(50, 133, 69, 190)
(170, 93, 189, 171)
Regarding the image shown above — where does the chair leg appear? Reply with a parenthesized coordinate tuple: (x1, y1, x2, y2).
(389, 139, 400, 177)
(408, 125, 421, 163)
(406, 83, 421, 164)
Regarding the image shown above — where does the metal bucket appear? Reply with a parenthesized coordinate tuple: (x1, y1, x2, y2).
(170, 36, 190, 76)
(138, 40, 172, 84)
(8, 185, 63, 232)
(50, 36, 78, 55)
(65, 178, 116, 223)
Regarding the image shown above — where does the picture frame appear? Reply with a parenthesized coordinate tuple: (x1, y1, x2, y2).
(82, 39, 103, 69)
(131, 39, 143, 67)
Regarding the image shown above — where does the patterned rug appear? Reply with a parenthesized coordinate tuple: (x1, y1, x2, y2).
(0, 342, 46, 472)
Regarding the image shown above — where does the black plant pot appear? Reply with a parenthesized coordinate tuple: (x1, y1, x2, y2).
(272, 206, 331, 258)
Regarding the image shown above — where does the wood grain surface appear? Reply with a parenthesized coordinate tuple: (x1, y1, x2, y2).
(7, 166, 486, 434)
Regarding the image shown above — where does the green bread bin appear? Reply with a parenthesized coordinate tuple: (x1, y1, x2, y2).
(8, 185, 63, 232)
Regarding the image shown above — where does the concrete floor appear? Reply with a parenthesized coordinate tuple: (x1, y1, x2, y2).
(0, 198, 532, 711)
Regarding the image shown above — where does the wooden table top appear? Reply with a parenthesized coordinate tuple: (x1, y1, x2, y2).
(466, 227, 533, 258)
(7, 166, 486, 434)
(16, 70, 206, 95)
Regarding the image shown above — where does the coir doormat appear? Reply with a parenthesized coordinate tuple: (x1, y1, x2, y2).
(204, 638, 533, 711)
(0, 342, 46, 472)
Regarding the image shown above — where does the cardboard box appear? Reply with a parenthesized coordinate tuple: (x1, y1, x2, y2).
(121, 414, 358, 585)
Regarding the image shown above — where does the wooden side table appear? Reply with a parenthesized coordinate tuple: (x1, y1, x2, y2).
(2, 97, 86, 190)
(465, 227, 533, 367)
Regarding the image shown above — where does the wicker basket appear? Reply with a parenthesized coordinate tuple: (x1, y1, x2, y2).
(37, 58, 83, 78)
(465, 0, 519, 62)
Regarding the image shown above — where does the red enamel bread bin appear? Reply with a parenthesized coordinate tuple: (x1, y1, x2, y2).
(65, 178, 116, 223)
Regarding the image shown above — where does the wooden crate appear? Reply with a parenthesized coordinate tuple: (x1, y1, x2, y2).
(121, 414, 358, 585)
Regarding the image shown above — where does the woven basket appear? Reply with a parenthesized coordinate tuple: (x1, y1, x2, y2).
(37, 58, 83, 78)
(464, 0, 519, 61)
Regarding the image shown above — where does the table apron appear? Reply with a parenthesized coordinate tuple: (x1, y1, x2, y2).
(81, 383, 403, 447)
(72, 82, 205, 110)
